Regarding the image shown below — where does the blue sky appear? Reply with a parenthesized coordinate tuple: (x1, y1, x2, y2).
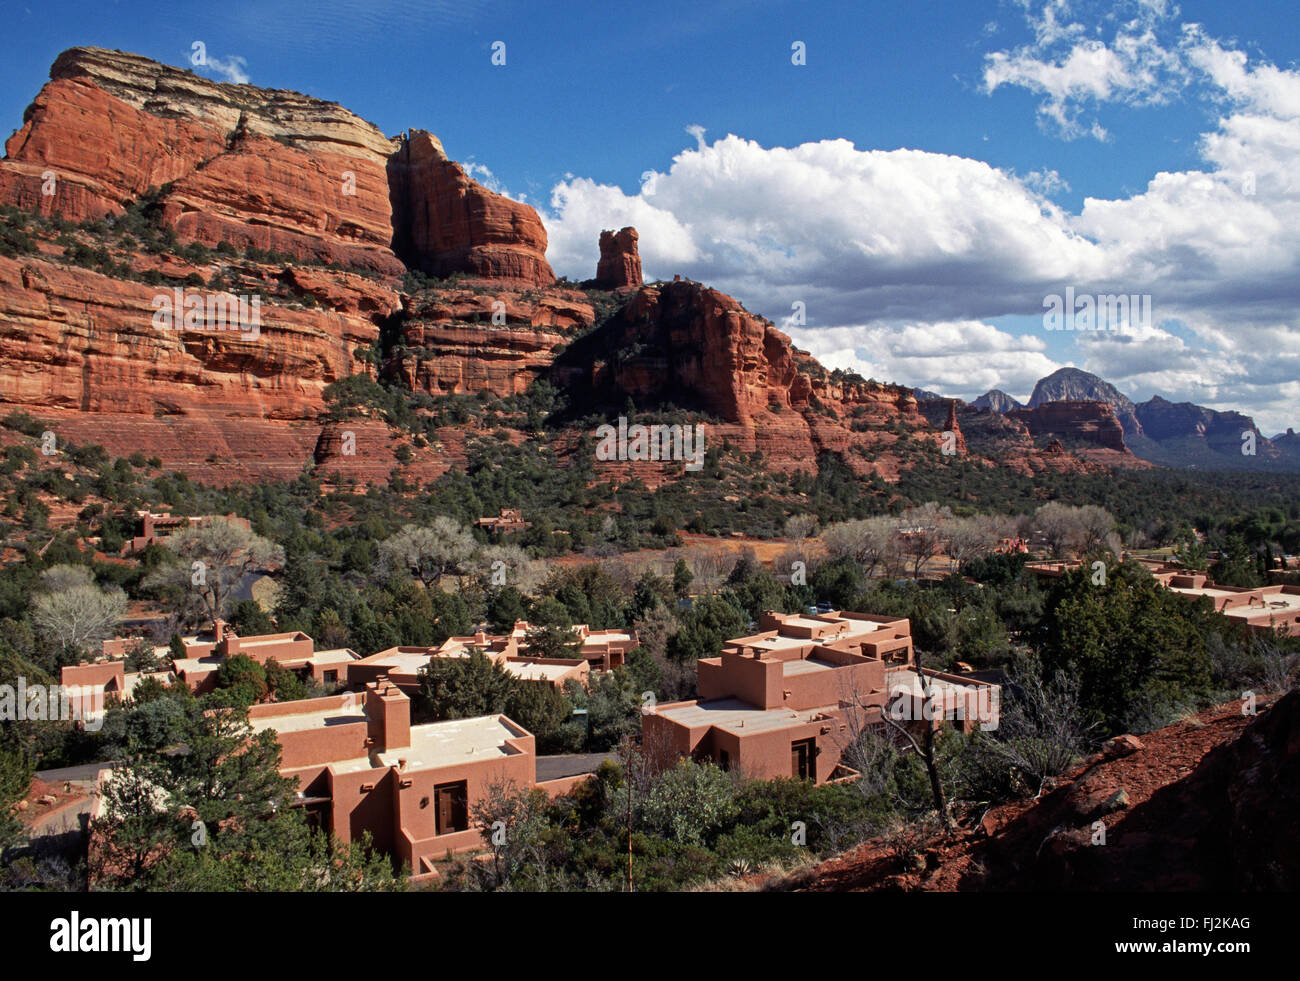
(3, 1, 1299, 430)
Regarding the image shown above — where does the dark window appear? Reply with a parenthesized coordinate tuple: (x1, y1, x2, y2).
(323, 670, 337, 684)
(719, 749, 730, 772)
(434, 781, 469, 835)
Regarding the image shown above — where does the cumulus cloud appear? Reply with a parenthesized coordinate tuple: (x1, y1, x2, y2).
(542, 135, 1102, 323)
(982, 0, 1189, 139)
(537, 7, 1300, 432)
(786, 321, 1061, 405)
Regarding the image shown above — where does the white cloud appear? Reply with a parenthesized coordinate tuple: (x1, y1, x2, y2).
(535, 8, 1300, 433)
(542, 135, 1102, 322)
(982, 1, 1188, 139)
(785, 321, 1061, 405)
(201, 55, 250, 85)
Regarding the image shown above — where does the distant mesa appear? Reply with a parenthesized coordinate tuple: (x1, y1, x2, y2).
(1029, 367, 1142, 438)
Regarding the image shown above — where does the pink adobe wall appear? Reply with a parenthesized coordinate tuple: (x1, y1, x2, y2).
(61, 661, 124, 690)
(698, 652, 781, 707)
(652, 706, 857, 785)
(781, 656, 885, 711)
(391, 748, 534, 871)
(248, 694, 373, 769)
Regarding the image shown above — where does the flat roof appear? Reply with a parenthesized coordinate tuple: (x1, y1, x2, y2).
(505, 662, 580, 682)
(355, 649, 434, 675)
(308, 648, 359, 665)
(782, 657, 835, 677)
(655, 698, 836, 736)
(783, 616, 835, 630)
(1225, 594, 1300, 617)
(888, 672, 986, 698)
(249, 703, 366, 736)
(376, 715, 522, 770)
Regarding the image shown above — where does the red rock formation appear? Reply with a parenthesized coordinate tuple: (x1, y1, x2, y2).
(943, 399, 966, 455)
(390, 287, 594, 397)
(0, 249, 387, 484)
(563, 279, 928, 477)
(594, 227, 642, 289)
(0, 47, 1141, 489)
(387, 130, 554, 286)
(0, 47, 405, 275)
(312, 419, 448, 487)
(1007, 401, 1130, 453)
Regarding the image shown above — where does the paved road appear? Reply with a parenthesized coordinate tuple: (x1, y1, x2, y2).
(536, 752, 615, 782)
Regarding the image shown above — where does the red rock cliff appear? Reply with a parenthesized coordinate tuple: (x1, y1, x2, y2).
(386, 130, 554, 286)
(0, 47, 406, 275)
(1007, 400, 1129, 453)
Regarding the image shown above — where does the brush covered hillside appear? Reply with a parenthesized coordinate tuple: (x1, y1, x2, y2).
(795, 689, 1300, 892)
(0, 46, 1141, 503)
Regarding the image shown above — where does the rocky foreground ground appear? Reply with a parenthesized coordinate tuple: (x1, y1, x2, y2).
(792, 689, 1299, 891)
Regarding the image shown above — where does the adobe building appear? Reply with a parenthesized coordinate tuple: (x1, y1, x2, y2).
(348, 619, 632, 692)
(64, 619, 359, 704)
(474, 508, 531, 534)
(1154, 570, 1300, 637)
(349, 638, 590, 693)
(1027, 558, 1300, 637)
(246, 680, 582, 876)
(121, 510, 252, 556)
(642, 611, 999, 784)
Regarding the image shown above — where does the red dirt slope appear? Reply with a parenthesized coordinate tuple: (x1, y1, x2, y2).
(802, 690, 1300, 891)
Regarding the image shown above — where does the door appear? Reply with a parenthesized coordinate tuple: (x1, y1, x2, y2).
(434, 781, 469, 836)
(791, 738, 817, 781)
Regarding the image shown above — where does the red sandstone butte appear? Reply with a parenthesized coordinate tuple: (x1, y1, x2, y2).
(594, 227, 642, 289)
(387, 130, 554, 287)
(0, 46, 1140, 487)
(944, 399, 967, 455)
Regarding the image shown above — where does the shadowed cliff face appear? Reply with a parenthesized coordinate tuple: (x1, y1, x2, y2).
(1008, 401, 1130, 453)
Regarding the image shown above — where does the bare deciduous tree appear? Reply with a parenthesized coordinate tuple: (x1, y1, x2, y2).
(945, 515, 1001, 572)
(31, 580, 127, 657)
(146, 517, 283, 626)
(821, 515, 900, 580)
(898, 503, 953, 580)
(979, 655, 1097, 795)
(377, 518, 475, 590)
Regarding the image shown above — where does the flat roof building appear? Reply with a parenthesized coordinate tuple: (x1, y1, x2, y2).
(65, 619, 359, 705)
(1027, 558, 1300, 637)
(245, 680, 581, 877)
(642, 611, 999, 784)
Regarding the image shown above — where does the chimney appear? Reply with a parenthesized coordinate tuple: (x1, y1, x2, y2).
(215, 620, 240, 657)
(365, 677, 411, 752)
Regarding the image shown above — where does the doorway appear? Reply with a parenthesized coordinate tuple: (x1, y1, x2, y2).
(791, 738, 817, 781)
